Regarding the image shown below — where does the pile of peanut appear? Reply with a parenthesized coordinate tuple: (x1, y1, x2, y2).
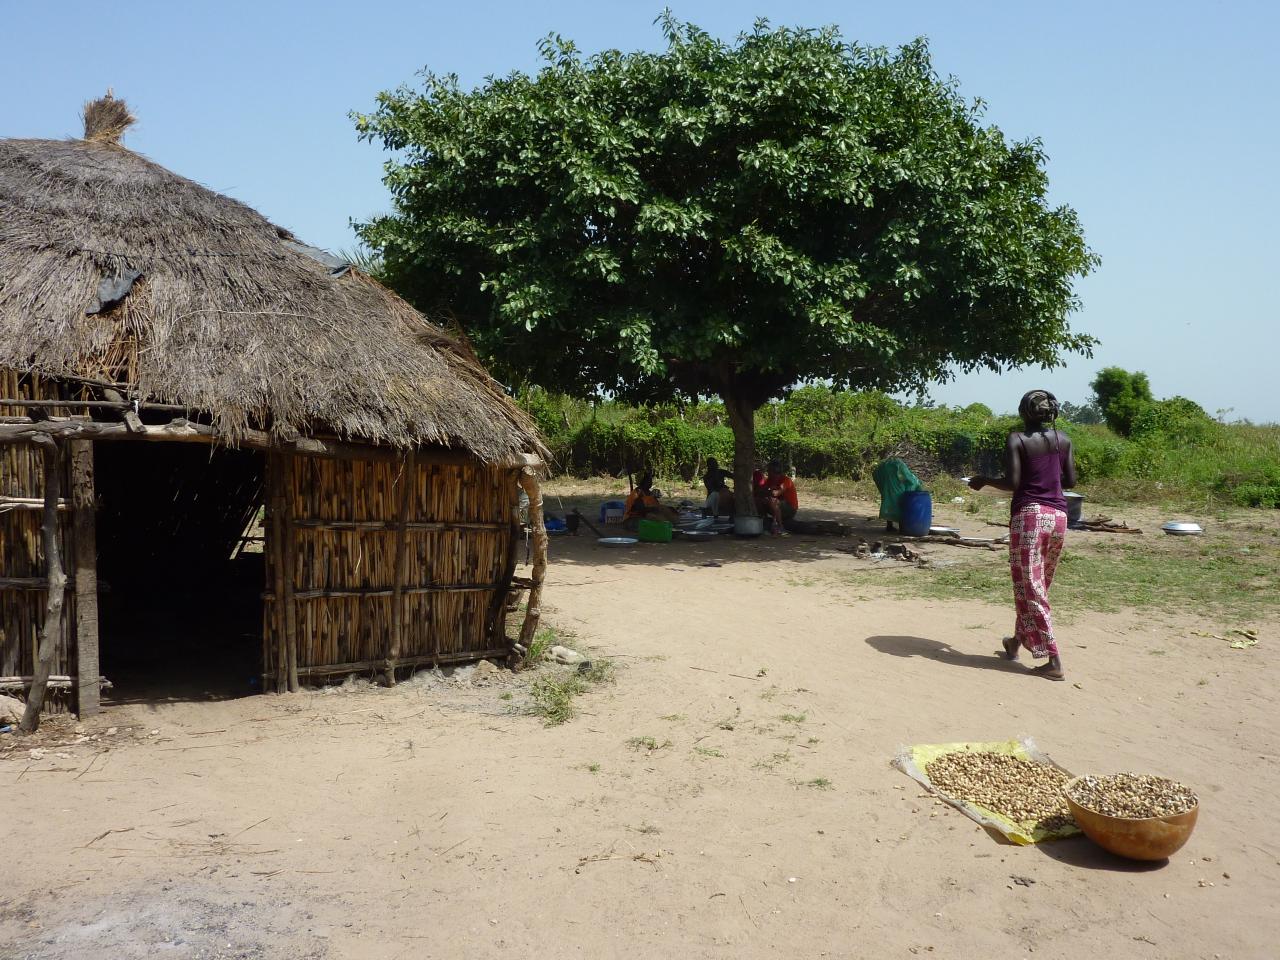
(1066, 773, 1198, 819)
(925, 750, 1074, 832)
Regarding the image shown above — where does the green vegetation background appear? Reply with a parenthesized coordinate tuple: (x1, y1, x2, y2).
(520, 385, 1280, 509)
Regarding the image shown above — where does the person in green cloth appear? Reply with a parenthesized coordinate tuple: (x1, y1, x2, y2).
(873, 458, 923, 531)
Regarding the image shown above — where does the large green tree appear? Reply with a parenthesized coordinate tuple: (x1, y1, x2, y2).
(356, 17, 1097, 511)
(1090, 366, 1154, 437)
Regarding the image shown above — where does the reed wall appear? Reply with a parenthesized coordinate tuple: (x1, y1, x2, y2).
(0, 369, 78, 711)
(264, 452, 522, 682)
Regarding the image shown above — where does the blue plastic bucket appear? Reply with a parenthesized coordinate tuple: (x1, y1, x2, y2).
(899, 490, 933, 538)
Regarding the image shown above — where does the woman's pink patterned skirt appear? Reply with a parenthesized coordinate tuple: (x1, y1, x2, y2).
(1009, 504, 1068, 658)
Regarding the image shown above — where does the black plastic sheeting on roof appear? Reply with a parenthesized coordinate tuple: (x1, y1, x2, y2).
(282, 240, 351, 278)
(85, 268, 143, 315)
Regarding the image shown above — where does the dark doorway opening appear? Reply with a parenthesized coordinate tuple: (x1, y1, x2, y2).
(94, 442, 266, 703)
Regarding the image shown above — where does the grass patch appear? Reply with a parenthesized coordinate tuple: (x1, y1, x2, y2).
(522, 627, 558, 669)
(498, 692, 513, 701)
(586, 763, 601, 773)
(716, 706, 741, 731)
(752, 751, 792, 771)
(635, 823, 661, 834)
(524, 653, 614, 726)
(660, 713, 687, 722)
(580, 658, 616, 685)
(899, 536, 1280, 618)
(794, 777, 833, 790)
(626, 736, 672, 752)
(779, 713, 807, 724)
(694, 746, 725, 758)
(527, 673, 585, 726)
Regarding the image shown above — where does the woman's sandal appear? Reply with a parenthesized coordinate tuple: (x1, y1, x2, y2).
(1030, 662, 1066, 681)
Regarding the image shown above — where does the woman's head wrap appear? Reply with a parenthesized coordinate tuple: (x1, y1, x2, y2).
(1019, 389, 1060, 427)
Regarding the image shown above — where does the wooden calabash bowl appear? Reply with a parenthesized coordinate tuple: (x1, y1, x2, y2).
(1063, 776, 1199, 861)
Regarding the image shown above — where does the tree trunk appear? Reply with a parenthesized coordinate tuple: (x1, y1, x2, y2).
(722, 391, 758, 516)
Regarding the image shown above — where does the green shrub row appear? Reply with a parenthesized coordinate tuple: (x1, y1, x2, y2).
(519, 386, 1280, 508)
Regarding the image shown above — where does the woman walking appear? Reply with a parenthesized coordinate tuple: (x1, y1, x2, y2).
(968, 390, 1077, 680)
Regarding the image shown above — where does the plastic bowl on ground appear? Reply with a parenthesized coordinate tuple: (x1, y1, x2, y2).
(680, 530, 717, 541)
(597, 537, 638, 548)
(1062, 777, 1199, 861)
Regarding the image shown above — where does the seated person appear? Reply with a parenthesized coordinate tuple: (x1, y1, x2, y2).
(872, 457, 923, 532)
(623, 471, 679, 529)
(754, 459, 798, 536)
(702, 457, 733, 516)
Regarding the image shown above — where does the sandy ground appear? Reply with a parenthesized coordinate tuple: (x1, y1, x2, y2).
(3, 489, 1278, 960)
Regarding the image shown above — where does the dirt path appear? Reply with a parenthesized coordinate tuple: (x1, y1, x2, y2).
(3, 492, 1277, 959)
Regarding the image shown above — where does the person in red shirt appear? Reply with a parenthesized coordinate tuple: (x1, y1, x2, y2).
(755, 459, 798, 536)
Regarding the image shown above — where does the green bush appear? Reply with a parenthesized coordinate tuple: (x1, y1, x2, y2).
(519, 384, 1280, 508)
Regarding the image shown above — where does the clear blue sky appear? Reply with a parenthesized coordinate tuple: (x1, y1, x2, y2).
(4, 1, 1277, 420)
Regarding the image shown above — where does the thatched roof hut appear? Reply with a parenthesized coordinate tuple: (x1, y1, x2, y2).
(0, 97, 541, 460)
(0, 96, 549, 727)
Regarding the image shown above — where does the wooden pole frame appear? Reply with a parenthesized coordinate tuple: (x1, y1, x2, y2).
(69, 439, 101, 717)
(385, 450, 415, 685)
(0, 418, 542, 470)
(18, 436, 66, 733)
(267, 451, 291, 693)
(516, 466, 548, 650)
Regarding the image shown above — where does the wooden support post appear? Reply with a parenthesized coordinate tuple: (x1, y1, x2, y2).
(281, 453, 299, 693)
(516, 466, 548, 650)
(385, 450, 415, 686)
(18, 436, 66, 733)
(489, 518, 522, 650)
(100, 388, 144, 433)
(69, 440, 100, 717)
(268, 452, 290, 694)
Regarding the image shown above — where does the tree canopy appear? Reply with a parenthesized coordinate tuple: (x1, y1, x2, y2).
(355, 16, 1097, 508)
(1091, 366, 1154, 437)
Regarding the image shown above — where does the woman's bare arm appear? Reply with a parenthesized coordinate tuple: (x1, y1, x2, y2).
(1061, 433, 1077, 489)
(968, 433, 1021, 492)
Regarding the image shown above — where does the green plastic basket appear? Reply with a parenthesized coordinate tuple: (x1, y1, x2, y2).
(636, 518, 673, 543)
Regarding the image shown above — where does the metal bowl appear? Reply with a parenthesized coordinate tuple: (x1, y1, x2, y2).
(1063, 777, 1199, 861)
(1162, 521, 1204, 536)
(929, 526, 960, 537)
(597, 537, 638, 547)
(680, 530, 717, 541)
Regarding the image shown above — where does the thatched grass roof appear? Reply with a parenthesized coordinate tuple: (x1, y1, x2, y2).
(0, 98, 543, 462)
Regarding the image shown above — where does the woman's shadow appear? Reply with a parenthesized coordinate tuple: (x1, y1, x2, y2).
(865, 635, 1027, 674)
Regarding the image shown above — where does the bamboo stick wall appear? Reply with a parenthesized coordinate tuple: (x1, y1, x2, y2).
(263, 452, 521, 684)
(0, 369, 78, 711)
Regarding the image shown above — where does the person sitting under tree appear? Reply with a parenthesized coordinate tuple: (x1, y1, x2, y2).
(623, 470, 679, 529)
(755, 460, 798, 536)
(702, 457, 733, 516)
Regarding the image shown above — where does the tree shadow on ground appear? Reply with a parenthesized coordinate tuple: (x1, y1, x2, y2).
(864, 635, 1027, 674)
(538, 494, 930, 570)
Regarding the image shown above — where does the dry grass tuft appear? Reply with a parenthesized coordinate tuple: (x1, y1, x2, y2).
(82, 93, 135, 143)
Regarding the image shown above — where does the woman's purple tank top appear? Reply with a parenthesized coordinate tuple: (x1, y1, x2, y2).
(1011, 441, 1067, 515)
